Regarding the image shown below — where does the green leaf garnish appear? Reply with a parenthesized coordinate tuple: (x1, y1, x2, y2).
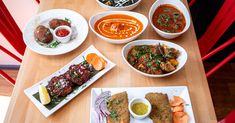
(47, 40, 61, 48)
(64, 17, 71, 23)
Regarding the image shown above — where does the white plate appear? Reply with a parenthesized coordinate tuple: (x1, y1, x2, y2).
(23, 9, 88, 55)
(122, 39, 188, 77)
(24, 45, 116, 117)
(90, 86, 195, 123)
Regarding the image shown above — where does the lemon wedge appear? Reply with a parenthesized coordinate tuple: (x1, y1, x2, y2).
(39, 85, 51, 105)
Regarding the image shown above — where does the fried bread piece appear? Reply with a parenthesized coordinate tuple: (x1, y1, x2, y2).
(107, 91, 130, 123)
(145, 92, 173, 123)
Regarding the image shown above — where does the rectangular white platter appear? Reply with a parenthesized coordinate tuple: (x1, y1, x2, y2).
(24, 45, 116, 117)
(90, 86, 195, 123)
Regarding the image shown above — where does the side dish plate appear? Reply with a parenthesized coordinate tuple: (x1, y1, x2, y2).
(90, 86, 195, 123)
(23, 9, 88, 55)
(24, 45, 116, 117)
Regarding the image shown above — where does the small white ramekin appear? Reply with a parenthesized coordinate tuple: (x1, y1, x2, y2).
(53, 25, 72, 43)
(128, 98, 152, 120)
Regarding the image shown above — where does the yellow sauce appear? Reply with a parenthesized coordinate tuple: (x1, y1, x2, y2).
(131, 102, 148, 115)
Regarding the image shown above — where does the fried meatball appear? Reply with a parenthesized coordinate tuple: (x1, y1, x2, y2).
(46, 75, 73, 97)
(34, 25, 53, 43)
(49, 19, 71, 29)
(64, 64, 91, 85)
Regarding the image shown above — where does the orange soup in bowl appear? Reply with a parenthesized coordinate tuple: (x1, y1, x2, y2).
(94, 14, 143, 39)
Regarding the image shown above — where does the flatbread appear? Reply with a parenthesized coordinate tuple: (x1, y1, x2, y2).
(107, 91, 130, 123)
(145, 92, 173, 123)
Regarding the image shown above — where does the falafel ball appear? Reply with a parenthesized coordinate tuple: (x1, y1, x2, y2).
(49, 19, 71, 29)
(34, 25, 53, 44)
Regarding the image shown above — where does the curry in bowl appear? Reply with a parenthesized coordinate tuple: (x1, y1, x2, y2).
(94, 14, 143, 40)
(127, 44, 179, 74)
(152, 4, 186, 33)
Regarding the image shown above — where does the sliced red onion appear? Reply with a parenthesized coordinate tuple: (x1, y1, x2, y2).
(94, 91, 111, 123)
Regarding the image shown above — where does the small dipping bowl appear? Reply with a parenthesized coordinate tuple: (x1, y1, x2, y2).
(53, 25, 72, 43)
(128, 98, 152, 120)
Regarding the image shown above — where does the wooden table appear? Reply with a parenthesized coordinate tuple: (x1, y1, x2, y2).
(5, 0, 217, 122)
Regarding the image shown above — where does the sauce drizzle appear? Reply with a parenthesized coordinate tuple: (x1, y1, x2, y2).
(95, 14, 143, 39)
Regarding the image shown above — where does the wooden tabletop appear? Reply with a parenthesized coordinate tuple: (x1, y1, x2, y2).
(5, 0, 217, 122)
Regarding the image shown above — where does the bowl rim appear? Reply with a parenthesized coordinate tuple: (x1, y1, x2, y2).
(96, 0, 142, 9)
(128, 97, 152, 118)
(89, 11, 148, 43)
(148, 0, 191, 35)
(122, 39, 188, 77)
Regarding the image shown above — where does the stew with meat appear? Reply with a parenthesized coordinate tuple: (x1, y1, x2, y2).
(127, 44, 179, 74)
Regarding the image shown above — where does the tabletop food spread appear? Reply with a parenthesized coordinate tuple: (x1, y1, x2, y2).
(5, 0, 217, 123)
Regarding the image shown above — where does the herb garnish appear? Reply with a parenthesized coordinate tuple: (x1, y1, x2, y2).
(47, 40, 61, 48)
(64, 17, 71, 23)
(113, 99, 121, 105)
(110, 111, 120, 121)
(81, 84, 87, 89)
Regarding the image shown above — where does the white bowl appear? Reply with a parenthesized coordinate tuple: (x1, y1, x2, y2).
(122, 39, 188, 77)
(96, 0, 142, 11)
(149, 0, 191, 39)
(53, 26, 72, 43)
(89, 11, 148, 44)
(128, 98, 151, 120)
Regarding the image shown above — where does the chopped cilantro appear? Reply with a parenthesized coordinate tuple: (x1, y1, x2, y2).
(110, 111, 119, 121)
(47, 40, 61, 48)
(64, 17, 71, 23)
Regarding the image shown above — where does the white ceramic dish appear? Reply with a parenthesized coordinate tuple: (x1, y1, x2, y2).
(149, 0, 191, 39)
(128, 98, 151, 120)
(90, 86, 195, 123)
(89, 11, 148, 44)
(53, 26, 72, 43)
(24, 45, 116, 117)
(95, 0, 142, 11)
(122, 39, 187, 77)
(23, 9, 88, 55)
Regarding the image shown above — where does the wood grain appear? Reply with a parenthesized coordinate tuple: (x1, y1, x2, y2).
(4, 0, 217, 123)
